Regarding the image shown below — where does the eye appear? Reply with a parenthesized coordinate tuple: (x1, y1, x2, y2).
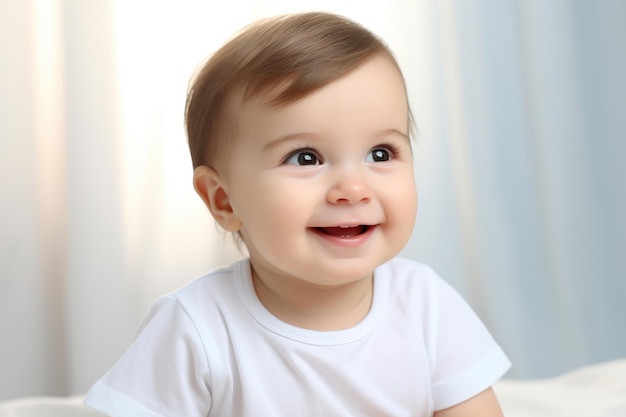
(366, 146, 395, 163)
(283, 149, 322, 166)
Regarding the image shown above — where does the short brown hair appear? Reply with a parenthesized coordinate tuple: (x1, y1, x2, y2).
(185, 12, 410, 169)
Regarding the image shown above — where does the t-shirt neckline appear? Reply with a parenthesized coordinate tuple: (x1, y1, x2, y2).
(234, 258, 388, 346)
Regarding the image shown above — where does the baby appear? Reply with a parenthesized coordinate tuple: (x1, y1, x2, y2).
(85, 11, 510, 416)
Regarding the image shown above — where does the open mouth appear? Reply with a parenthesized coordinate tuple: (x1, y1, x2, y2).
(314, 225, 372, 238)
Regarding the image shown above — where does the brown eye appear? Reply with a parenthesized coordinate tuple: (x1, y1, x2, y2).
(367, 148, 391, 162)
(284, 149, 321, 166)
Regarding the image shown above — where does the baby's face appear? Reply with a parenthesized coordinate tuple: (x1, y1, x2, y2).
(222, 55, 417, 286)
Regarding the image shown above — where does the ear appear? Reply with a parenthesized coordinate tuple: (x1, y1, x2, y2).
(193, 166, 242, 232)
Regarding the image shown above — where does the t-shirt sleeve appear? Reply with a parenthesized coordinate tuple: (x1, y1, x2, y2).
(427, 273, 511, 411)
(84, 296, 211, 417)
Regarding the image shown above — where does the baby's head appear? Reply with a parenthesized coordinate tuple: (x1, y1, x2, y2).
(186, 11, 411, 171)
(187, 12, 417, 282)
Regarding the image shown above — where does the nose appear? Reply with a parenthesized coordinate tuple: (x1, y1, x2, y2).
(326, 170, 373, 205)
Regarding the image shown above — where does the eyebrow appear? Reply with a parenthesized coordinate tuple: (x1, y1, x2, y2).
(263, 129, 409, 151)
(263, 132, 318, 151)
(381, 128, 410, 141)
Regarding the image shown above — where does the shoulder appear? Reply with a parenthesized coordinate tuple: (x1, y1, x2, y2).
(173, 260, 242, 297)
(140, 258, 251, 335)
(165, 258, 248, 308)
(379, 259, 511, 411)
(373, 257, 459, 334)
(376, 257, 449, 301)
(378, 257, 437, 278)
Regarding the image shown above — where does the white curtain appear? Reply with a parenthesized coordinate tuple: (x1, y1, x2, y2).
(403, 0, 626, 381)
(1, 0, 624, 401)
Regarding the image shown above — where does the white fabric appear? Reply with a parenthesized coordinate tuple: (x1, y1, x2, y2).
(3, 360, 625, 417)
(84, 258, 510, 416)
(494, 359, 626, 417)
(0, 396, 105, 417)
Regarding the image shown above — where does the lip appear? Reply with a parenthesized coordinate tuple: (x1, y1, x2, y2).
(309, 224, 378, 248)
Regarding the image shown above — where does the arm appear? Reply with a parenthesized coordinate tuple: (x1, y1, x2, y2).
(434, 388, 504, 417)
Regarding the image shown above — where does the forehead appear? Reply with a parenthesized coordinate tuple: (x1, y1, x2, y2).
(232, 55, 409, 141)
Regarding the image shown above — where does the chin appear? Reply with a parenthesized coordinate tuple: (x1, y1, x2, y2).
(316, 260, 381, 283)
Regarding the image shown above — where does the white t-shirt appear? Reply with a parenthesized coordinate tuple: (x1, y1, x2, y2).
(85, 257, 510, 417)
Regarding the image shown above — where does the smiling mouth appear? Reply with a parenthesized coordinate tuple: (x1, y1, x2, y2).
(314, 225, 372, 238)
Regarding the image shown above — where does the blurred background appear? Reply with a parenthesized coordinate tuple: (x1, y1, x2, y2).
(1, 0, 624, 402)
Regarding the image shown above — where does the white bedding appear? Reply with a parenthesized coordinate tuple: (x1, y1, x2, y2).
(0, 396, 105, 417)
(495, 359, 626, 417)
(1, 359, 625, 416)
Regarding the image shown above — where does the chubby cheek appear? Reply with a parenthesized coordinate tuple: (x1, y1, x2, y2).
(401, 191, 418, 234)
(383, 179, 418, 242)
(235, 176, 316, 246)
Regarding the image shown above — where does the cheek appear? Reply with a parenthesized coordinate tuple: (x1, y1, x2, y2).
(235, 176, 315, 234)
(405, 178, 418, 213)
(384, 175, 418, 225)
(394, 193, 417, 226)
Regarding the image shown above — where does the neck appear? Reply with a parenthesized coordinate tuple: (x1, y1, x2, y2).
(251, 265, 374, 331)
